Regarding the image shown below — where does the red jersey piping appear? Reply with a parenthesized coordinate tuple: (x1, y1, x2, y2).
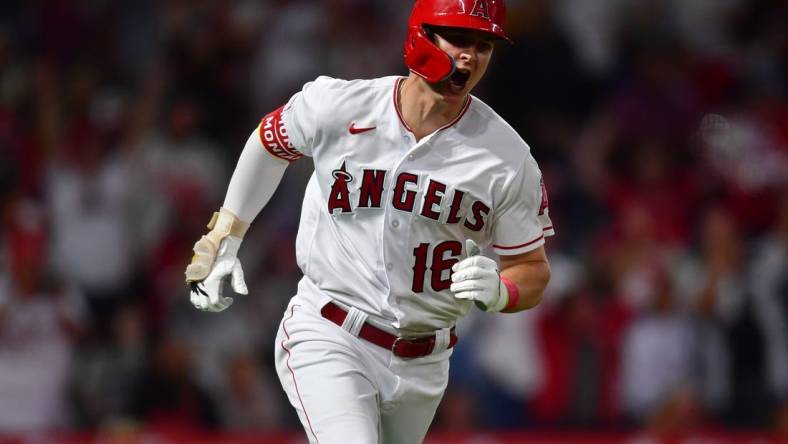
(392, 77, 472, 135)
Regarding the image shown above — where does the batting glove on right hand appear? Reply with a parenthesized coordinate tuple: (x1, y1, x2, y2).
(450, 239, 509, 312)
(185, 208, 249, 312)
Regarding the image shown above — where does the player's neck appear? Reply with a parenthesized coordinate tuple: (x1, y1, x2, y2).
(399, 75, 468, 141)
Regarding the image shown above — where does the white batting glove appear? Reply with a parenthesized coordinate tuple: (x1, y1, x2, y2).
(450, 239, 509, 312)
(188, 236, 247, 312)
(185, 208, 249, 312)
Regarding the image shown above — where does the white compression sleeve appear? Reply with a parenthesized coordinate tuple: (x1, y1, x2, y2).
(222, 129, 289, 223)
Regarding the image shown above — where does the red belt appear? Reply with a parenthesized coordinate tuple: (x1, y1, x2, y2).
(320, 302, 458, 359)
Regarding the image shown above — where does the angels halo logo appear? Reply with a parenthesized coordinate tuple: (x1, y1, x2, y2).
(327, 161, 355, 214)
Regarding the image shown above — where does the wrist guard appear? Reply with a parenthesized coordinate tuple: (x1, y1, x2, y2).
(184, 208, 249, 283)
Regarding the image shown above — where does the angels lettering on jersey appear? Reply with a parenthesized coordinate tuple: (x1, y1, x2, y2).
(327, 161, 490, 232)
(254, 76, 554, 330)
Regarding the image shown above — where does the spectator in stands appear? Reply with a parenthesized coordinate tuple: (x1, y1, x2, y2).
(128, 332, 219, 431)
(534, 263, 631, 426)
(672, 206, 744, 411)
(750, 191, 788, 420)
(620, 266, 698, 423)
(218, 352, 284, 430)
(0, 199, 86, 431)
(41, 67, 142, 333)
(70, 303, 147, 427)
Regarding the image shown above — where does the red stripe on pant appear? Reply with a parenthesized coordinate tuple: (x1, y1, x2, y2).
(281, 305, 319, 443)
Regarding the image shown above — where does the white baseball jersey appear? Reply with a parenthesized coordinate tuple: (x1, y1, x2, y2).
(259, 75, 554, 334)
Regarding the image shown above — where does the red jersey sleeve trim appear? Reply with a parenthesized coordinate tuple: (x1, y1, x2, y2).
(258, 105, 304, 162)
(493, 234, 545, 250)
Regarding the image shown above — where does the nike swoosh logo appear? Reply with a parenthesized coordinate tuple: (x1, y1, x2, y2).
(349, 122, 376, 135)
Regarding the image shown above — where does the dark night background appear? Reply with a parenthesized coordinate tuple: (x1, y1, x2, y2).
(0, 0, 786, 441)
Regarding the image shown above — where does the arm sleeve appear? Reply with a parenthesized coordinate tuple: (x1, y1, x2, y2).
(231, 77, 328, 222)
(222, 128, 289, 223)
(491, 154, 555, 256)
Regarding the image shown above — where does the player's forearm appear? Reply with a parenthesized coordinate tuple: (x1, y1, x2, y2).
(500, 260, 551, 313)
(223, 128, 289, 223)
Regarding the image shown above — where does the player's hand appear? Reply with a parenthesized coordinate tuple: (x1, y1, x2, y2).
(187, 236, 247, 312)
(450, 239, 509, 312)
(185, 208, 250, 312)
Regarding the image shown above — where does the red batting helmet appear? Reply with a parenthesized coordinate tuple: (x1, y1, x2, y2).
(404, 0, 510, 84)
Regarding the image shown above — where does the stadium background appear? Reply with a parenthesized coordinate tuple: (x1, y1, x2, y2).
(0, 0, 786, 442)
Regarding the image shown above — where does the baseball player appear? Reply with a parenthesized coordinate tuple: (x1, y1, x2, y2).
(185, 0, 553, 442)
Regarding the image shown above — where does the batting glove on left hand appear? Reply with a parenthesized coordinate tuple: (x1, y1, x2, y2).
(450, 239, 509, 312)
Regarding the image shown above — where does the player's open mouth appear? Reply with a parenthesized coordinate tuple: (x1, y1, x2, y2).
(447, 69, 470, 93)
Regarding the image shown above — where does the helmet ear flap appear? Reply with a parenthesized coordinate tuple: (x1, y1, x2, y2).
(404, 26, 456, 84)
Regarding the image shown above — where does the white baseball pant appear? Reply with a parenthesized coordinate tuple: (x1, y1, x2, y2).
(274, 294, 452, 443)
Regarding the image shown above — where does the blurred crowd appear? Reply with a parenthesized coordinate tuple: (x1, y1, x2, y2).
(0, 0, 786, 437)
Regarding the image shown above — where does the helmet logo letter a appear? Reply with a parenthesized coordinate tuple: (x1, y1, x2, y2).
(470, 0, 490, 20)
